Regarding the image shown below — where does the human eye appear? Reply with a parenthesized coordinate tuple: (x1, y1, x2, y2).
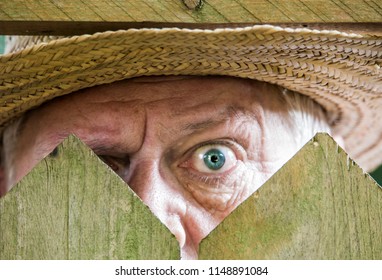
(98, 154, 130, 176)
(177, 139, 248, 212)
(179, 139, 245, 182)
(187, 143, 237, 175)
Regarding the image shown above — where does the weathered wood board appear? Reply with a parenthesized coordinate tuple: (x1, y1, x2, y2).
(1, 133, 382, 259)
(200, 133, 382, 259)
(0, 135, 179, 260)
(0, 0, 381, 35)
(1, 0, 381, 22)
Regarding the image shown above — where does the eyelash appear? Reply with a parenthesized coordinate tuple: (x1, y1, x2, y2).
(179, 138, 243, 185)
(186, 138, 237, 153)
(96, 138, 244, 186)
(98, 155, 130, 173)
(185, 168, 233, 186)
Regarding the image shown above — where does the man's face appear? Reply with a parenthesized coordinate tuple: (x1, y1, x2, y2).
(3, 76, 312, 259)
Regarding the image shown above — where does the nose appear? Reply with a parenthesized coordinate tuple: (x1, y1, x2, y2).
(126, 159, 198, 259)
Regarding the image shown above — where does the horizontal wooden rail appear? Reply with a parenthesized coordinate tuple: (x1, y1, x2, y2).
(1, 0, 381, 22)
(0, 0, 381, 35)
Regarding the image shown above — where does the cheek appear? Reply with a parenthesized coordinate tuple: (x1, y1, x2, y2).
(9, 133, 66, 188)
(176, 161, 268, 248)
(9, 149, 41, 188)
(181, 162, 259, 214)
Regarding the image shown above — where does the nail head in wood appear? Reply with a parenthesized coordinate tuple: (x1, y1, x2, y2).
(182, 0, 203, 10)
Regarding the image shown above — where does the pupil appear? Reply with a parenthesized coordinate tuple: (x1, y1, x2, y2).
(211, 155, 219, 163)
(203, 148, 225, 170)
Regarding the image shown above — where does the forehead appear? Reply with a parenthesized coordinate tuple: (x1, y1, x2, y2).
(19, 76, 289, 144)
(60, 76, 286, 113)
(76, 76, 257, 102)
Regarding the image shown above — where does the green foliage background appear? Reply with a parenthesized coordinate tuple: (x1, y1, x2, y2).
(371, 165, 382, 186)
(0, 36, 381, 186)
(0, 36, 4, 53)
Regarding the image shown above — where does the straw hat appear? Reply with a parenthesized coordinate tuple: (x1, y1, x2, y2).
(0, 25, 381, 171)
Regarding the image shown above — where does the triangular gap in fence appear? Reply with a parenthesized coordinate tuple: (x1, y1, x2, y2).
(1, 133, 382, 259)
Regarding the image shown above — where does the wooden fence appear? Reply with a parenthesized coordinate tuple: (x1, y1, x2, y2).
(0, 0, 381, 260)
(0, 0, 381, 35)
(1, 133, 381, 259)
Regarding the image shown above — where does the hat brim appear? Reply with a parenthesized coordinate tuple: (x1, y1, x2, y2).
(0, 25, 381, 171)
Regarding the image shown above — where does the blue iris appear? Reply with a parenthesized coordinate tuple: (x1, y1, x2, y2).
(203, 148, 226, 170)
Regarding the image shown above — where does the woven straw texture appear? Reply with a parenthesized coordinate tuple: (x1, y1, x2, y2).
(0, 25, 381, 171)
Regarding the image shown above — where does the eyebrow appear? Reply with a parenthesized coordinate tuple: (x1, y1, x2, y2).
(180, 105, 263, 134)
(86, 140, 123, 156)
(182, 118, 222, 132)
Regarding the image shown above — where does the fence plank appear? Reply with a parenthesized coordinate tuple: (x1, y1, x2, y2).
(199, 133, 382, 259)
(0, 135, 179, 260)
(1, 0, 381, 35)
(2, 133, 382, 259)
(1, 0, 381, 22)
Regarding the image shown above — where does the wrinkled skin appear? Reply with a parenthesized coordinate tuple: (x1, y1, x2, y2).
(1, 76, 322, 259)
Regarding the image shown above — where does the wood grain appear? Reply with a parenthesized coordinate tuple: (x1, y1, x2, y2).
(1, 0, 381, 22)
(0, 135, 179, 260)
(2, 133, 382, 259)
(0, 0, 381, 35)
(199, 133, 382, 259)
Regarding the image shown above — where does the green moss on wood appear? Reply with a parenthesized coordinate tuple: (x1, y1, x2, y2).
(0, 135, 179, 260)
